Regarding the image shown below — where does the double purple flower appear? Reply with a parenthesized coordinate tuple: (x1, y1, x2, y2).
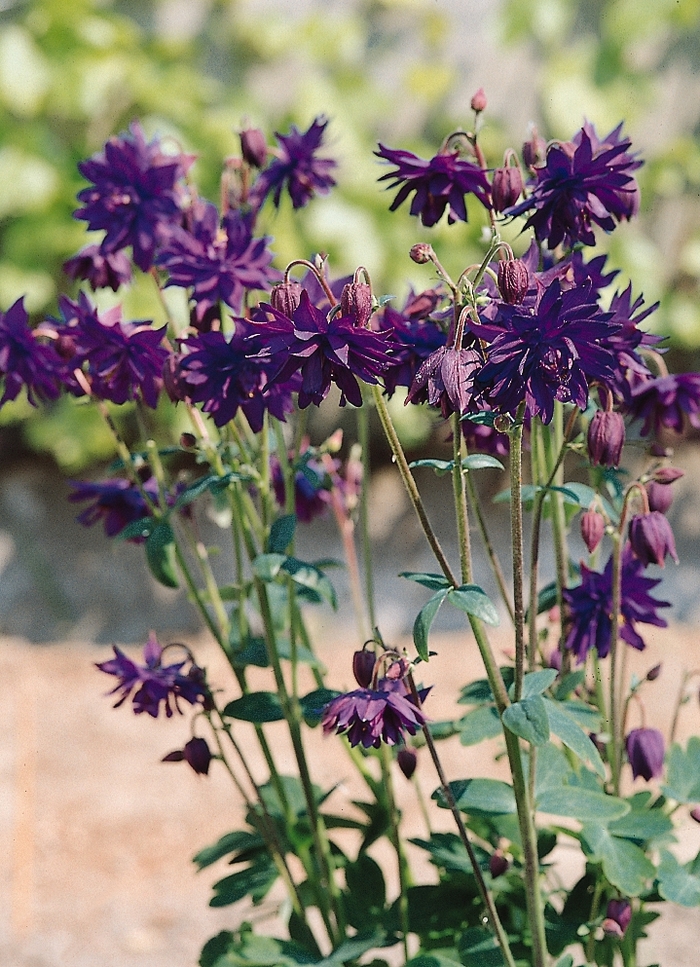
(251, 116, 337, 210)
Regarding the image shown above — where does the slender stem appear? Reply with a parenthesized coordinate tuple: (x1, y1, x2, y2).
(452, 412, 473, 584)
(510, 406, 527, 702)
(357, 404, 377, 628)
(464, 467, 515, 623)
(380, 746, 411, 960)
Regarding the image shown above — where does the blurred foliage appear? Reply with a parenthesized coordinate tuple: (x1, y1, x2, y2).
(1, 0, 700, 469)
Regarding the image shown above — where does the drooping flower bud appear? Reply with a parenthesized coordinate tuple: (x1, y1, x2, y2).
(628, 511, 678, 568)
(653, 466, 684, 484)
(180, 432, 197, 450)
(397, 746, 417, 779)
(239, 126, 268, 168)
(492, 164, 523, 213)
(626, 727, 665, 781)
(581, 507, 605, 553)
(410, 243, 433, 264)
(646, 663, 662, 681)
(270, 280, 303, 316)
(163, 736, 212, 775)
(470, 87, 487, 113)
(352, 648, 376, 688)
(645, 480, 673, 514)
(603, 899, 632, 938)
(497, 258, 530, 305)
(691, 806, 700, 824)
(341, 281, 373, 328)
(489, 850, 510, 878)
(522, 127, 547, 169)
(587, 410, 625, 467)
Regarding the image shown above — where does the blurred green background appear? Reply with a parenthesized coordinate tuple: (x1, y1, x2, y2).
(1, 0, 700, 469)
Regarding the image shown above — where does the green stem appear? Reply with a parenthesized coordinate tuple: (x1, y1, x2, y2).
(510, 405, 527, 702)
(380, 745, 411, 961)
(357, 404, 377, 628)
(464, 465, 515, 623)
(452, 411, 473, 584)
(609, 531, 623, 793)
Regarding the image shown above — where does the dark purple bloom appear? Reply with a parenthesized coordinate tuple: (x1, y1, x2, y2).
(156, 203, 279, 320)
(96, 633, 209, 718)
(588, 410, 625, 467)
(603, 899, 632, 938)
(406, 344, 481, 418)
(397, 746, 417, 779)
(492, 164, 523, 213)
(252, 290, 393, 408)
(74, 122, 185, 271)
(489, 851, 510, 879)
(0, 297, 63, 405)
(461, 416, 510, 458)
(63, 245, 132, 292)
(353, 649, 377, 689)
(322, 680, 427, 749)
(475, 279, 619, 424)
(563, 546, 670, 662)
(506, 122, 641, 249)
(628, 511, 678, 567)
(629, 372, 700, 436)
(68, 475, 159, 539)
(177, 322, 294, 431)
(270, 448, 334, 523)
(163, 736, 213, 775)
(251, 116, 336, 210)
(379, 294, 447, 397)
(497, 258, 529, 305)
(626, 727, 665, 781)
(645, 480, 674, 514)
(376, 142, 491, 227)
(240, 126, 268, 168)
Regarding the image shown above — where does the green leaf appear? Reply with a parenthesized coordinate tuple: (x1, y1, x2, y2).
(458, 667, 514, 706)
(412, 588, 448, 661)
(658, 849, 700, 906)
(409, 458, 454, 475)
(267, 514, 296, 553)
(252, 552, 286, 581)
(193, 830, 265, 870)
(405, 955, 465, 967)
(282, 557, 337, 609)
(458, 705, 502, 746)
(344, 853, 386, 920)
(554, 481, 597, 509)
(537, 787, 630, 823)
(145, 520, 179, 588)
(409, 832, 486, 876)
(608, 799, 674, 843)
(317, 930, 386, 967)
(461, 410, 497, 427)
(543, 698, 606, 778)
(399, 571, 451, 591)
(173, 473, 219, 509)
(515, 668, 558, 699)
(553, 956, 574, 967)
(493, 483, 543, 504)
(210, 857, 278, 907)
(446, 584, 499, 626)
(299, 688, 341, 727)
(223, 692, 284, 723)
(502, 695, 550, 745)
(461, 454, 505, 471)
(435, 778, 516, 815)
(117, 515, 154, 541)
(552, 670, 586, 700)
(663, 736, 700, 803)
(459, 926, 507, 966)
(581, 824, 655, 896)
(528, 580, 559, 619)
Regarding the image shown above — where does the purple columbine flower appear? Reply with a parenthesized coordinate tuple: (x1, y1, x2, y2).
(163, 736, 213, 775)
(628, 372, 700, 437)
(63, 245, 133, 292)
(603, 899, 632, 938)
(379, 292, 447, 397)
(628, 511, 678, 567)
(0, 297, 63, 405)
(251, 290, 393, 408)
(588, 410, 626, 467)
(96, 632, 209, 718)
(406, 344, 481, 418)
(375, 142, 491, 227)
(475, 279, 619, 424)
(68, 475, 160, 539)
(74, 122, 186, 271)
(322, 677, 427, 749)
(251, 116, 336, 210)
(626, 727, 665, 781)
(177, 321, 295, 431)
(156, 202, 279, 320)
(563, 545, 670, 662)
(506, 121, 641, 249)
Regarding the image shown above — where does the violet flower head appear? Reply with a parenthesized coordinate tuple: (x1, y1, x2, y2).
(96, 633, 209, 718)
(177, 322, 294, 432)
(506, 121, 641, 249)
(63, 245, 132, 292)
(375, 142, 491, 227)
(626, 727, 665, 781)
(74, 122, 185, 271)
(379, 296, 446, 397)
(0, 297, 63, 406)
(629, 372, 700, 437)
(163, 736, 213, 775)
(251, 116, 336, 210)
(321, 679, 427, 749)
(406, 344, 481, 418)
(563, 545, 670, 662)
(156, 202, 279, 319)
(252, 290, 393, 408)
(628, 511, 678, 568)
(588, 409, 625, 467)
(68, 475, 159, 539)
(476, 279, 619, 424)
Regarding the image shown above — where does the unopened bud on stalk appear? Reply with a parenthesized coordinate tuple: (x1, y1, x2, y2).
(410, 243, 433, 264)
(180, 432, 197, 450)
(239, 126, 268, 168)
(587, 410, 625, 467)
(489, 850, 509, 878)
(397, 747, 417, 779)
(492, 163, 523, 212)
(270, 280, 302, 316)
(581, 507, 605, 553)
(341, 281, 373, 327)
(497, 258, 529, 304)
(646, 663, 662, 681)
(645, 480, 673, 514)
(470, 87, 487, 113)
(603, 899, 632, 938)
(522, 127, 547, 168)
(352, 649, 376, 689)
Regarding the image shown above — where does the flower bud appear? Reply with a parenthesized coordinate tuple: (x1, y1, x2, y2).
(497, 258, 530, 305)
(397, 747, 417, 779)
(180, 432, 197, 449)
(163, 736, 212, 775)
(470, 87, 487, 113)
(690, 806, 700, 824)
(653, 466, 684, 484)
(646, 663, 662, 681)
(489, 850, 509, 878)
(604, 898, 632, 938)
(645, 480, 673, 514)
(628, 511, 678, 568)
(270, 280, 302, 316)
(587, 410, 625, 467)
(522, 127, 547, 168)
(410, 243, 433, 264)
(352, 649, 376, 688)
(341, 281, 373, 328)
(626, 727, 664, 781)
(492, 165, 524, 213)
(239, 126, 268, 168)
(581, 508, 605, 553)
